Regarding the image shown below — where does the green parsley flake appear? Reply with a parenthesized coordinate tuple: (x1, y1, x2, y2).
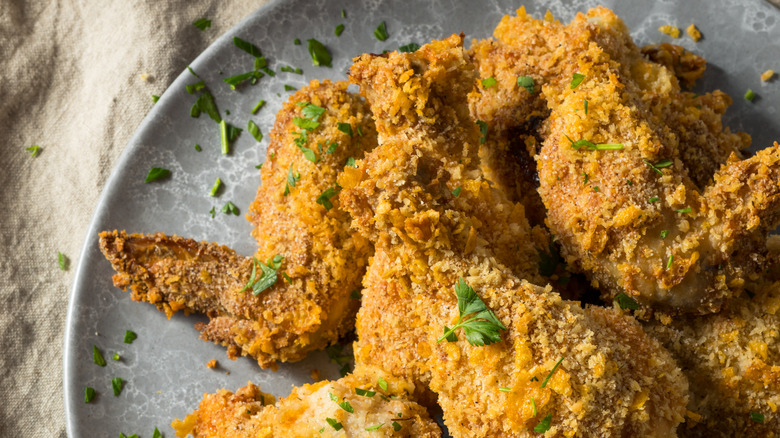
(196, 91, 221, 123)
(326, 418, 343, 431)
(111, 377, 124, 396)
(365, 424, 384, 431)
(58, 252, 69, 270)
(374, 21, 389, 41)
(186, 81, 206, 94)
(112, 353, 120, 361)
(452, 186, 462, 197)
(565, 135, 623, 151)
(326, 142, 338, 154)
(399, 43, 421, 52)
(84, 386, 96, 403)
(614, 292, 639, 310)
(378, 377, 388, 391)
(476, 120, 488, 144)
(284, 164, 300, 196)
(144, 167, 171, 183)
(26, 145, 41, 157)
(355, 388, 376, 397)
(392, 421, 402, 431)
(345, 157, 357, 167)
(341, 9, 346, 18)
(242, 256, 281, 296)
(534, 413, 552, 433)
(750, 411, 765, 423)
(193, 18, 211, 31)
(660, 230, 670, 239)
(308, 38, 332, 67)
(745, 89, 756, 102)
(194, 144, 202, 152)
(209, 178, 222, 197)
(294, 38, 301, 45)
(517, 76, 535, 94)
(540, 357, 564, 388)
(233, 36, 262, 57)
(481, 77, 497, 89)
(584, 99, 589, 114)
(570, 72, 586, 89)
(190, 103, 201, 118)
(499, 387, 511, 393)
(123, 330, 137, 344)
(209, 206, 216, 218)
(224, 71, 263, 90)
(280, 65, 303, 74)
(531, 397, 538, 416)
(317, 186, 341, 210)
(337, 122, 354, 137)
(152, 95, 160, 103)
(649, 197, 660, 203)
(298, 145, 318, 163)
(284, 84, 297, 91)
(676, 207, 692, 214)
(222, 201, 239, 216)
(219, 120, 229, 154)
(152, 427, 162, 438)
(437, 278, 507, 346)
(248, 120, 263, 142)
(252, 99, 266, 114)
(666, 254, 674, 270)
(335, 24, 345, 36)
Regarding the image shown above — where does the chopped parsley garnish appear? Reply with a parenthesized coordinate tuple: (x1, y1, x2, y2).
(284, 84, 297, 91)
(570, 72, 585, 89)
(329, 392, 354, 412)
(222, 201, 239, 215)
(326, 418, 343, 431)
(242, 256, 282, 295)
(193, 18, 211, 31)
(644, 158, 672, 175)
(399, 43, 421, 52)
(308, 38, 332, 67)
(112, 353, 120, 361)
(374, 21, 389, 41)
(481, 77, 497, 89)
(209, 206, 216, 218)
(284, 164, 300, 195)
(530, 376, 539, 382)
(337, 122, 353, 137)
(345, 157, 357, 167)
(335, 24, 345, 36)
(531, 397, 538, 416)
(248, 120, 263, 142)
(351, 289, 362, 300)
(745, 89, 756, 102)
(660, 230, 669, 239)
(317, 186, 341, 210)
(280, 65, 303, 74)
(582, 172, 589, 184)
(293, 117, 318, 131)
(84, 387, 96, 403)
(190, 104, 201, 118)
(614, 293, 639, 310)
(666, 254, 674, 270)
(676, 207, 692, 214)
(111, 377, 124, 396)
(223, 71, 263, 90)
(123, 330, 137, 344)
(152, 428, 162, 438)
(324, 142, 338, 153)
(499, 387, 511, 393)
(517, 76, 535, 94)
(26, 145, 41, 157)
(533, 413, 552, 433)
(282, 272, 292, 284)
(378, 377, 388, 391)
(233, 36, 262, 57)
(594, 186, 600, 192)
(452, 186, 462, 197)
(119, 434, 138, 438)
(209, 177, 222, 197)
(355, 388, 376, 397)
(252, 99, 266, 114)
(341, 9, 346, 18)
(194, 144, 202, 152)
(58, 252, 68, 270)
(365, 424, 384, 431)
(152, 95, 160, 103)
(584, 99, 589, 114)
(219, 120, 229, 154)
(565, 135, 623, 150)
(299, 145, 318, 162)
(750, 412, 765, 423)
(294, 38, 301, 45)
(437, 278, 507, 346)
(187, 66, 198, 77)
(186, 80, 206, 94)
(392, 421, 402, 431)
(649, 197, 660, 203)
(196, 91, 221, 122)
(476, 120, 488, 144)
(540, 357, 564, 388)
(144, 167, 170, 183)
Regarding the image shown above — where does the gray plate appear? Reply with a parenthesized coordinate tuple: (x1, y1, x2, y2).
(63, 0, 780, 436)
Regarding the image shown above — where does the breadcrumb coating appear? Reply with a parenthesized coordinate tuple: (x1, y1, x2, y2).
(344, 33, 687, 437)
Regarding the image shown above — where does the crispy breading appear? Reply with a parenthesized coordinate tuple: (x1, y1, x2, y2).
(644, 279, 780, 436)
(343, 34, 687, 437)
(171, 368, 441, 437)
(99, 80, 377, 369)
(535, 8, 780, 314)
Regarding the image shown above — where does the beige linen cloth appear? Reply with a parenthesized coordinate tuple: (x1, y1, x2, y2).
(0, 1, 269, 435)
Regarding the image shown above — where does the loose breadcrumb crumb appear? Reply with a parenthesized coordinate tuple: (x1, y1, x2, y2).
(206, 359, 218, 369)
(310, 369, 321, 381)
(686, 24, 701, 41)
(762, 69, 775, 82)
(140, 73, 149, 81)
(659, 24, 681, 38)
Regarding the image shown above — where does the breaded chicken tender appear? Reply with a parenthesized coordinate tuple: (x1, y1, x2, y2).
(171, 367, 441, 437)
(535, 9, 780, 314)
(99, 80, 377, 368)
(342, 34, 688, 437)
(644, 280, 780, 436)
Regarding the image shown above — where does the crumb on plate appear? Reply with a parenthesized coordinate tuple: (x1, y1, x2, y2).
(659, 24, 681, 38)
(762, 69, 775, 82)
(686, 24, 701, 41)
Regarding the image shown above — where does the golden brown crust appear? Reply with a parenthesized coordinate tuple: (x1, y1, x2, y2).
(344, 34, 688, 437)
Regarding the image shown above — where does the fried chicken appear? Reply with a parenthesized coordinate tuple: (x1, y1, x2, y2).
(644, 279, 780, 436)
(342, 34, 687, 437)
(171, 367, 441, 437)
(99, 80, 377, 368)
(535, 8, 780, 314)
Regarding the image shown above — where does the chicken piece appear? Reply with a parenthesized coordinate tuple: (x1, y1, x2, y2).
(171, 367, 441, 437)
(99, 80, 377, 369)
(535, 9, 780, 314)
(343, 33, 687, 437)
(644, 279, 780, 436)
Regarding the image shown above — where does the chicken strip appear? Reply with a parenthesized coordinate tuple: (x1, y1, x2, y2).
(342, 34, 687, 437)
(644, 279, 780, 436)
(99, 80, 377, 368)
(171, 367, 441, 437)
(535, 9, 780, 314)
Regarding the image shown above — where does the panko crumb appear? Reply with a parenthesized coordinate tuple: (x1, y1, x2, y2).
(762, 69, 776, 82)
(206, 359, 218, 369)
(310, 369, 321, 381)
(686, 24, 702, 41)
(140, 73, 149, 81)
(659, 24, 681, 38)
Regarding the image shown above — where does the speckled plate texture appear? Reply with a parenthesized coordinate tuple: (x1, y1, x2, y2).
(64, 0, 780, 436)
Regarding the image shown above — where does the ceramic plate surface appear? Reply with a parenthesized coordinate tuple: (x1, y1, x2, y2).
(64, 0, 780, 435)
